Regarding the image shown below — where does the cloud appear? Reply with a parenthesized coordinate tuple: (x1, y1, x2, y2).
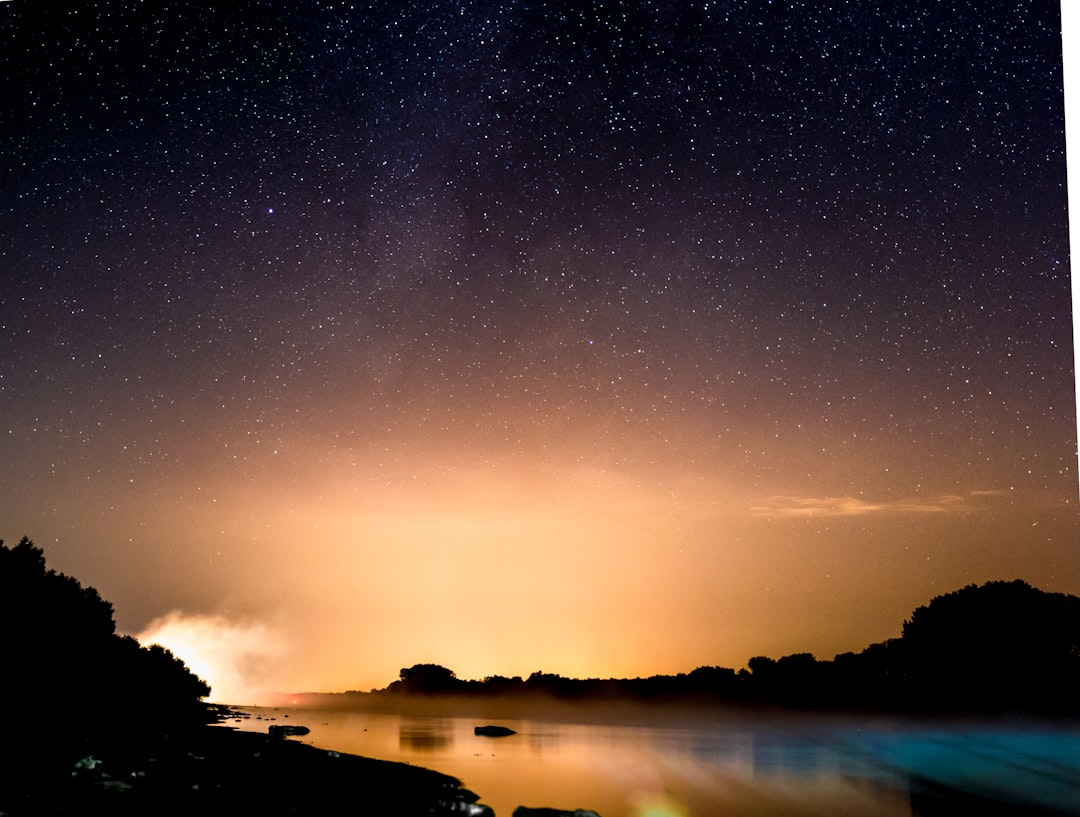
(749, 491, 1005, 517)
(135, 612, 289, 705)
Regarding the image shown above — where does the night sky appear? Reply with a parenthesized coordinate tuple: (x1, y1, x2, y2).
(2, 1, 1076, 702)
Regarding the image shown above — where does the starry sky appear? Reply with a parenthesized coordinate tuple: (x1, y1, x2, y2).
(1, 1, 1077, 703)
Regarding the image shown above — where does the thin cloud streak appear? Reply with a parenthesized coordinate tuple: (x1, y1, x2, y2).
(750, 491, 1008, 517)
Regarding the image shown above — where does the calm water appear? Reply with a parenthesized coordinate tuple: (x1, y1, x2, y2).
(225, 703, 1080, 817)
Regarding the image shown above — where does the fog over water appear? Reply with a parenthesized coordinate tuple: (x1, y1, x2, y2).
(224, 699, 1080, 817)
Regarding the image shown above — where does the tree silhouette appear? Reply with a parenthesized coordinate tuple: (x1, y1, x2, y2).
(368, 580, 1079, 714)
(392, 663, 464, 694)
(0, 536, 210, 767)
(900, 579, 1080, 712)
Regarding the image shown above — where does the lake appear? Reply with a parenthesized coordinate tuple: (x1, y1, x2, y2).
(224, 701, 1080, 816)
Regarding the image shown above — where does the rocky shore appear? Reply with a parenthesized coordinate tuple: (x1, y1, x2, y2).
(1, 714, 491, 816)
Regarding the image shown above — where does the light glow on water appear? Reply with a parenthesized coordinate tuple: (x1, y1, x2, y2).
(219, 705, 1080, 817)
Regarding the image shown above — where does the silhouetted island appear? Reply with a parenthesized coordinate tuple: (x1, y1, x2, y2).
(355, 580, 1080, 716)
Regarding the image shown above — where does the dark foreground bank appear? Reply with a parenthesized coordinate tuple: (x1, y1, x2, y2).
(0, 720, 489, 817)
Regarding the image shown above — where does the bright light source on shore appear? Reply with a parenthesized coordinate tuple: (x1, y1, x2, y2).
(136, 612, 287, 705)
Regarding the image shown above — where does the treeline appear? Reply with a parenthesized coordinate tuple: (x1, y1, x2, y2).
(379, 580, 1080, 715)
(0, 537, 211, 761)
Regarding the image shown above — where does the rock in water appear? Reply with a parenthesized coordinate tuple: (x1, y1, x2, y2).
(268, 724, 311, 738)
(473, 724, 516, 737)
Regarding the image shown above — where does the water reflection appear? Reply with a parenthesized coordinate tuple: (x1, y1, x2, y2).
(752, 732, 825, 775)
(399, 716, 453, 752)
(230, 707, 1080, 817)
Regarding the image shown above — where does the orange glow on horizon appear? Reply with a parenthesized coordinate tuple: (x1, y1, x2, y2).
(120, 440, 1078, 701)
